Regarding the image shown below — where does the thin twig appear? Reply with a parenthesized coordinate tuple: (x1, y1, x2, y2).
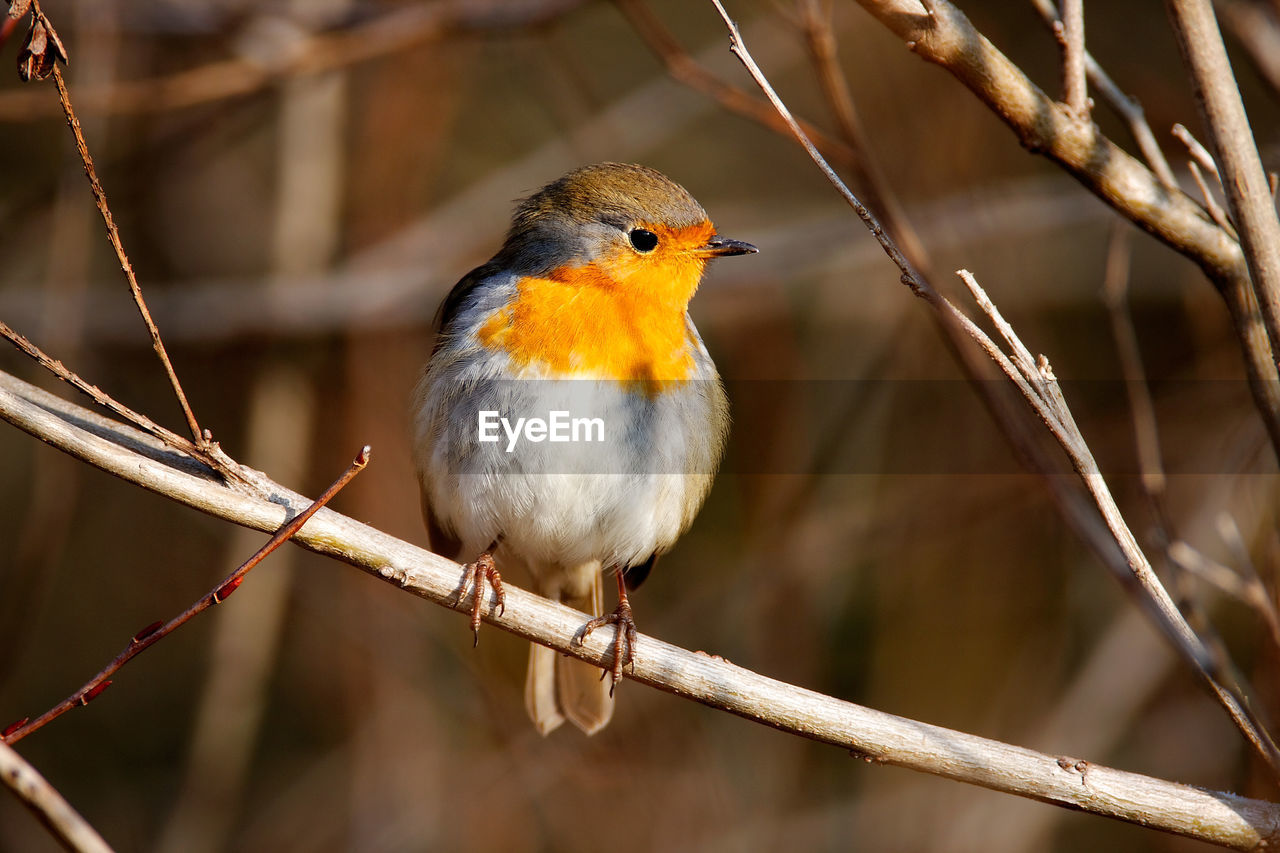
(1166, 0, 1280, 378)
(1059, 0, 1088, 117)
(1030, 0, 1177, 188)
(2, 370, 1280, 849)
(1, 446, 369, 746)
(708, 0, 1280, 781)
(47, 60, 205, 447)
(0, 319, 244, 482)
(1174, 122, 1223, 181)
(0, 741, 114, 853)
(1190, 159, 1237, 235)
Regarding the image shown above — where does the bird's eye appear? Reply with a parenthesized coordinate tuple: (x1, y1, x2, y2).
(629, 228, 659, 253)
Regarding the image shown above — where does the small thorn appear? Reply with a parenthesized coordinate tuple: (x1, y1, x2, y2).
(80, 681, 111, 705)
(132, 620, 164, 644)
(3, 718, 29, 738)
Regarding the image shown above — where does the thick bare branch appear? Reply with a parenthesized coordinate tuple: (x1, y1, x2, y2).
(2, 369, 1279, 849)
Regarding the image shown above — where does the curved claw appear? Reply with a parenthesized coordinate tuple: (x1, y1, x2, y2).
(457, 551, 504, 645)
(579, 580, 637, 693)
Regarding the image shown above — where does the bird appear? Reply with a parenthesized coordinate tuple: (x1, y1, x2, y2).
(411, 162, 755, 735)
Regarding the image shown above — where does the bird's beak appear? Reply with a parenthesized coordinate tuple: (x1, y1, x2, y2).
(697, 235, 758, 258)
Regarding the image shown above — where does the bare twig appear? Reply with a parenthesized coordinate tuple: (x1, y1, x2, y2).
(47, 62, 205, 447)
(0, 319, 244, 482)
(1166, 0, 1280, 378)
(1, 446, 369, 746)
(1058, 0, 1088, 117)
(1, 370, 1279, 849)
(1030, 0, 1177, 188)
(1190, 159, 1237, 234)
(1174, 121, 1223, 181)
(708, 0, 1280, 781)
(0, 741, 114, 853)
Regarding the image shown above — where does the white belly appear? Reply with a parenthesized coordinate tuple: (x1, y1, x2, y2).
(413, 352, 726, 569)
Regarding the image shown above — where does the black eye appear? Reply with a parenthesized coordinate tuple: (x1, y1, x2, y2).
(629, 228, 658, 252)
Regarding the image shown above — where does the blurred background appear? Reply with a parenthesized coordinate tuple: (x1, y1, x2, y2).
(1, 0, 1279, 850)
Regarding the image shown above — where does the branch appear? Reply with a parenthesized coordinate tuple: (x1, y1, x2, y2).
(1058, 0, 1088, 117)
(0, 740, 113, 853)
(1, 369, 1279, 848)
(49, 61, 204, 447)
(849, 0, 1280, 458)
(1166, 0, 1280, 376)
(1029, 0, 1177, 188)
(0, 0, 587, 120)
(708, 0, 1280, 782)
(0, 319, 245, 483)
(610, 0, 865, 177)
(1, 447, 367, 746)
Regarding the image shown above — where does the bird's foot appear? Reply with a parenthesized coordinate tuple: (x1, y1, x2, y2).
(577, 581, 637, 694)
(457, 550, 504, 646)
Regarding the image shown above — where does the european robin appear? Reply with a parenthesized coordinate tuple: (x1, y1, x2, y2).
(412, 162, 755, 734)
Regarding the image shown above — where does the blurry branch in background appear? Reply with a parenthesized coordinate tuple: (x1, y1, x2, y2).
(791, 0, 933, 279)
(1030, 0, 1179, 189)
(848, 0, 1280, 459)
(1, 371, 1279, 850)
(1100, 224, 1167, 522)
(0, 448, 368, 747)
(610, 0, 865, 177)
(708, 0, 1280, 784)
(0, 741, 113, 853)
(1166, 0, 1280, 379)
(1170, 536, 1280, 656)
(1215, 0, 1280, 98)
(1097, 223, 1269, 753)
(0, 0, 586, 121)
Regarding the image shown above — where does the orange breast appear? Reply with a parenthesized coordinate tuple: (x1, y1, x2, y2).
(477, 223, 714, 387)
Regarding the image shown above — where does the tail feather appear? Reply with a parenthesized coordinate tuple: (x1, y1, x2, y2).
(524, 564, 614, 735)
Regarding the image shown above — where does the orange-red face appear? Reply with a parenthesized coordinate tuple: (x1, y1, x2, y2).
(477, 219, 749, 384)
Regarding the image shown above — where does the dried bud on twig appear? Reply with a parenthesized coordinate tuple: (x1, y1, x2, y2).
(16, 12, 65, 82)
(7, 0, 31, 20)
